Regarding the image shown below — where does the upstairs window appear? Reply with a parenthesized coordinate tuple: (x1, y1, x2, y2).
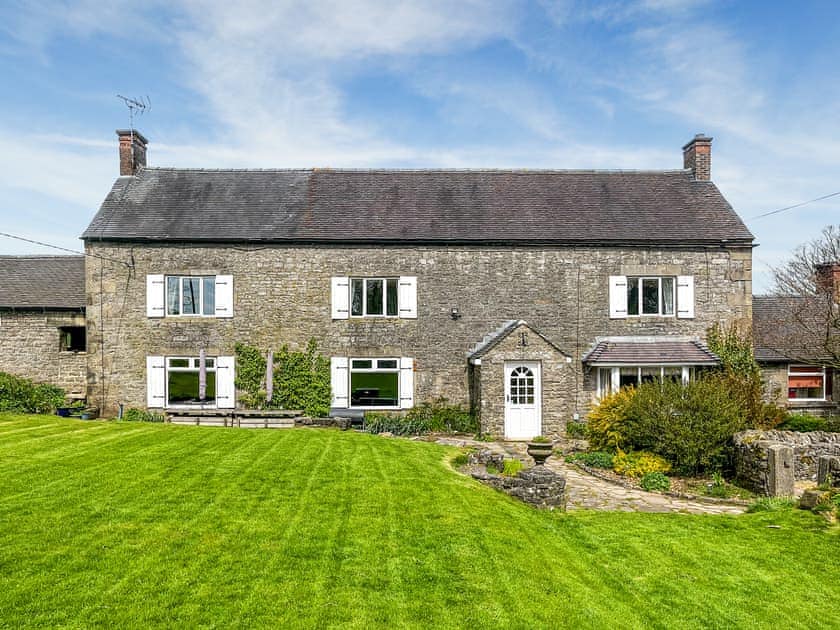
(146, 274, 233, 318)
(609, 275, 694, 319)
(331, 276, 417, 319)
(167, 276, 215, 316)
(351, 278, 399, 317)
(627, 277, 675, 316)
(788, 366, 825, 401)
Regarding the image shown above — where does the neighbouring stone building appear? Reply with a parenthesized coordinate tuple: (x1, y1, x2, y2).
(0, 256, 87, 398)
(73, 129, 754, 438)
(753, 290, 838, 416)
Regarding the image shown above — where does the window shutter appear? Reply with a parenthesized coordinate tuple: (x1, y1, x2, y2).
(398, 276, 418, 319)
(399, 357, 415, 409)
(146, 275, 165, 318)
(331, 277, 350, 319)
(215, 356, 236, 409)
(214, 275, 234, 318)
(609, 276, 627, 319)
(676, 276, 695, 319)
(331, 357, 349, 408)
(146, 355, 166, 408)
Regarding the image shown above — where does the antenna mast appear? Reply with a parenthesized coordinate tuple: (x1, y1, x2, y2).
(115, 94, 150, 139)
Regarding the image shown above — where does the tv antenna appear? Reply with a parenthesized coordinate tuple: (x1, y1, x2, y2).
(116, 94, 150, 131)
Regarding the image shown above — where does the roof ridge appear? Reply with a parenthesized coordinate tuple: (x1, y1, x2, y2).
(140, 166, 694, 175)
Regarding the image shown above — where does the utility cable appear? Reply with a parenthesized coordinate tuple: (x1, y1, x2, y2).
(0, 231, 132, 268)
(749, 191, 840, 220)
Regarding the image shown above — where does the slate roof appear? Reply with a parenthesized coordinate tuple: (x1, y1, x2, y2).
(82, 168, 754, 245)
(0, 256, 85, 310)
(582, 338, 719, 365)
(468, 320, 569, 359)
(753, 295, 834, 363)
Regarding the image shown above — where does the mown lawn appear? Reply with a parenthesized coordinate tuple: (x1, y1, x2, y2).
(0, 415, 837, 629)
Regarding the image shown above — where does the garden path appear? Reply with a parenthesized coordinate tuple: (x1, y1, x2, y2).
(432, 437, 747, 515)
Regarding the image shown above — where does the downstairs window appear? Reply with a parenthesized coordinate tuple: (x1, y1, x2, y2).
(788, 366, 825, 401)
(598, 366, 692, 397)
(349, 358, 399, 407)
(167, 357, 216, 406)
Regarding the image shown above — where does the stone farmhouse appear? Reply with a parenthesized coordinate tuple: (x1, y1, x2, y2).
(69, 130, 755, 438)
(0, 256, 87, 399)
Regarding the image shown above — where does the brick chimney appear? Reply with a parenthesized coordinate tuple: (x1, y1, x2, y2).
(116, 129, 148, 176)
(815, 262, 840, 301)
(682, 133, 712, 181)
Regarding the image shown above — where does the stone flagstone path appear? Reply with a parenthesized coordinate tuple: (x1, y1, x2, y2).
(432, 437, 747, 516)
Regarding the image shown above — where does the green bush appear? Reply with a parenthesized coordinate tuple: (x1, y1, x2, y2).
(747, 497, 797, 513)
(565, 451, 614, 469)
(122, 408, 165, 423)
(364, 412, 431, 436)
(612, 450, 671, 478)
(565, 422, 587, 438)
(406, 398, 477, 434)
(0, 372, 65, 414)
(586, 387, 636, 451)
(640, 472, 670, 492)
(502, 459, 524, 477)
(451, 452, 469, 468)
(779, 413, 826, 432)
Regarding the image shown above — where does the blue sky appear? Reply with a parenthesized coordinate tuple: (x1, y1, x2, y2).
(1, 0, 838, 292)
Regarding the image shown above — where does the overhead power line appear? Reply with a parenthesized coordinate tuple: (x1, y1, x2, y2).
(750, 190, 840, 220)
(0, 231, 132, 268)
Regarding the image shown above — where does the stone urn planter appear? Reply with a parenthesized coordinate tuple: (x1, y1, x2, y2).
(527, 439, 554, 466)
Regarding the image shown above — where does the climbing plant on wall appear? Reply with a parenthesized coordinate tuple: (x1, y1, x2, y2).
(234, 339, 331, 417)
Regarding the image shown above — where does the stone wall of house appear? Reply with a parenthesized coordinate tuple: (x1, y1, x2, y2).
(84, 242, 752, 429)
(475, 323, 576, 436)
(733, 430, 840, 494)
(0, 310, 87, 398)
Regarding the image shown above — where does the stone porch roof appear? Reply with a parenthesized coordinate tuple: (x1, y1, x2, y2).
(582, 337, 719, 365)
(468, 320, 570, 361)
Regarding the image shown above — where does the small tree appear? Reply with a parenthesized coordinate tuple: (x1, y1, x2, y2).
(767, 224, 840, 371)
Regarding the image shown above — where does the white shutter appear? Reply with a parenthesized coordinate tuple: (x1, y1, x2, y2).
(146, 355, 166, 408)
(398, 276, 418, 319)
(146, 274, 165, 318)
(676, 275, 695, 319)
(331, 357, 349, 408)
(399, 357, 415, 409)
(331, 277, 350, 319)
(215, 356, 236, 408)
(609, 275, 627, 319)
(214, 275, 234, 318)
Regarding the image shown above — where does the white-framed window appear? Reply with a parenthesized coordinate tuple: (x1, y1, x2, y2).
(167, 276, 216, 316)
(146, 274, 233, 318)
(597, 365, 692, 397)
(167, 356, 217, 406)
(627, 277, 675, 316)
(147, 355, 235, 409)
(609, 275, 694, 319)
(331, 276, 416, 319)
(788, 366, 825, 401)
(351, 278, 399, 317)
(330, 356, 414, 409)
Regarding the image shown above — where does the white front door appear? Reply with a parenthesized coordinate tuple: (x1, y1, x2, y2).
(504, 361, 542, 440)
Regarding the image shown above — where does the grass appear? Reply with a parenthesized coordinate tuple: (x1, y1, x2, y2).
(1, 415, 838, 629)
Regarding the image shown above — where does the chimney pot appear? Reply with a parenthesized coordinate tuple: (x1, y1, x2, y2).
(682, 133, 712, 181)
(116, 129, 148, 176)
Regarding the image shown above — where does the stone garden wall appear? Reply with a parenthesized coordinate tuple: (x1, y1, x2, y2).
(733, 430, 840, 495)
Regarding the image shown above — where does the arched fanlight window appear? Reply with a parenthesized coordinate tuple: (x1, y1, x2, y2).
(509, 366, 535, 404)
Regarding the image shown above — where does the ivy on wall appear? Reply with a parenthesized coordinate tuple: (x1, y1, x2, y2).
(234, 339, 331, 417)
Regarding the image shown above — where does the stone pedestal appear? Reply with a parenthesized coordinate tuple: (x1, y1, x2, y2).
(768, 444, 794, 497)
